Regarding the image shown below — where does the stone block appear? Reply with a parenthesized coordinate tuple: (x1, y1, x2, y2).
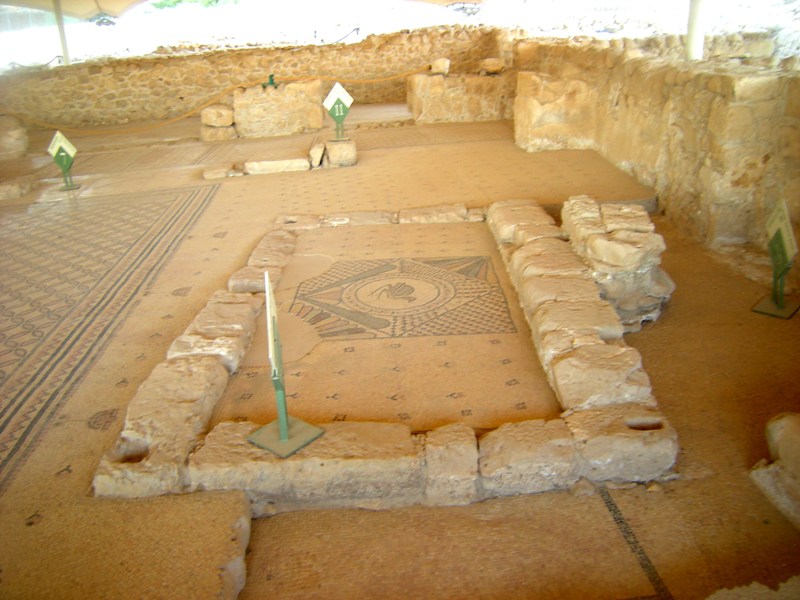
(200, 125, 237, 142)
(487, 201, 555, 243)
(467, 207, 486, 222)
(534, 330, 606, 370)
(253, 229, 296, 256)
(550, 344, 653, 411)
(511, 251, 591, 279)
(750, 461, 800, 531)
(479, 419, 580, 496)
(93, 453, 185, 498)
(188, 421, 425, 515)
(585, 231, 666, 272)
(0, 115, 28, 161)
(234, 80, 323, 138)
(325, 139, 357, 167)
(247, 250, 290, 269)
(564, 404, 679, 482)
(244, 158, 310, 175)
(513, 223, 566, 246)
(600, 203, 655, 233)
(424, 423, 479, 505)
(208, 290, 264, 316)
(228, 265, 280, 293)
(732, 74, 783, 102)
(309, 140, 325, 168)
(479, 58, 505, 74)
(187, 302, 258, 342)
(201, 104, 234, 127)
(167, 334, 248, 374)
(766, 413, 800, 480)
(0, 175, 36, 200)
(430, 58, 450, 76)
(202, 166, 234, 180)
(321, 211, 397, 227)
(531, 299, 624, 342)
(274, 214, 322, 230)
(518, 275, 601, 316)
(398, 204, 468, 224)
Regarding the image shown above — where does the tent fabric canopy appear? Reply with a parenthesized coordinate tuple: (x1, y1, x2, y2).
(0, 0, 148, 20)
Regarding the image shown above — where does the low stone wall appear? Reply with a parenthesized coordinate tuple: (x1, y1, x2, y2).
(94, 201, 678, 514)
(407, 72, 515, 123)
(513, 36, 800, 247)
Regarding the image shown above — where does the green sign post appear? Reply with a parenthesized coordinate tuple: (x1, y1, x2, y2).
(47, 130, 79, 191)
(247, 272, 324, 458)
(323, 82, 353, 140)
(753, 200, 799, 318)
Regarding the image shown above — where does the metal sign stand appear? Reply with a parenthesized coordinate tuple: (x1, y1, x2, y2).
(247, 272, 324, 458)
(323, 82, 353, 140)
(752, 200, 799, 319)
(47, 131, 79, 191)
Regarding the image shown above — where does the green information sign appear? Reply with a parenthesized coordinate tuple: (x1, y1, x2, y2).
(47, 130, 79, 191)
(323, 82, 353, 140)
(753, 200, 799, 318)
(247, 271, 324, 458)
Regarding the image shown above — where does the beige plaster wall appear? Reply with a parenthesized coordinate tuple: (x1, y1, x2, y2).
(513, 36, 799, 247)
(0, 26, 511, 127)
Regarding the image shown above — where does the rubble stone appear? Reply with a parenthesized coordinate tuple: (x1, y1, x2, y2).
(564, 404, 679, 482)
(325, 139, 357, 167)
(479, 419, 580, 495)
(424, 423, 479, 505)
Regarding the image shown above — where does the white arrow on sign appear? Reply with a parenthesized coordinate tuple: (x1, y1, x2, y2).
(323, 82, 353, 112)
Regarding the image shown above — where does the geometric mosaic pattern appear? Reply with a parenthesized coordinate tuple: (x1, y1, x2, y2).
(289, 256, 517, 339)
(0, 185, 217, 492)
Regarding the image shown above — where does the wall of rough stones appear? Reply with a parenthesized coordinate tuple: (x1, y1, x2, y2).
(0, 25, 511, 127)
(514, 35, 800, 247)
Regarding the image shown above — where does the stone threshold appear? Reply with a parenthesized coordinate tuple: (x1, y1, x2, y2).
(93, 200, 679, 516)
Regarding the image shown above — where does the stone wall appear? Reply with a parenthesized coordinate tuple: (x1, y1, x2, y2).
(514, 36, 800, 247)
(0, 26, 511, 127)
(407, 72, 516, 123)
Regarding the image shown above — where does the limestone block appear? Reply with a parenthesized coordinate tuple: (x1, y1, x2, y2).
(244, 158, 310, 175)
(398, 204, 468, 224)
(511, 251, 590, 279)
(424, 423, 479, 505)
(253, 229, 296, 256)
(274, 214, 322, 230)
(487, 201, 555, 243)
(518, 275, 600, 316)
(247, 250, 290, 269)
(766, 413, 800, 479)
(167, 334, 248, 373)
(531, 299, 624, 342)
(430, 58, 450, 76)
(187, 302, 258, 344)
(585, 231, 666, 272)
(234, 80, 323, 138)
(750, 461, 800, 531)
(467, 207, 486, 222)
(322, 211, 397, 227)
(202, 166, 234, 180)
(732, 75, 783, 102)
(535, 329, 606, 370)
(228, 265, 280, 294)
(513, 223, 566, 246)
(325, 139, 357, 167)
(188, 421, 425, 515)
(201, 104, 234, 127)
(479, 58, 505, 74)
(93, 453, 185, 498)
(201, 125, 237, 142)
(0, 115, 28, 160)
(550, 344, 654, 411)
(479, 419, 580, 495)
(600, 203, 655, 233)
(309, 140, 325, 168)
(564, 404, 679, 482)
(209, 290, 264, 316)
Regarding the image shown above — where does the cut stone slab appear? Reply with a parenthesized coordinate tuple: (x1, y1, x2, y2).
(228, 265, 281, 293)
(564, 404, 679, 482)
(531, 299, 625, 342)
(201, 125, 237, 142)
(244, 158, 310, 175)
(167, 334, 248, 374)
(325, 139, 357, 167)
(479, 419, 580, 496)
(189, 421, 425, 516)
(424, 423, 479, 506)
(518, 274, 601, 316)
(511, 251, 591, 279)
(600, 203, 656, 233)
(201, 104, 234, 127)
(187, 302, 258, 342)
(766, 413, 800, 480)
(322, 211, 397, 227)
(550, 343, 654, 411)
(513, 223, 566, 246)
(750, 460, 800, 531)
(398, 204, 469, 224)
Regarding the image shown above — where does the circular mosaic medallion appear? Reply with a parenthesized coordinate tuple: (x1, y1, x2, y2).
(342, 273, 456, 317)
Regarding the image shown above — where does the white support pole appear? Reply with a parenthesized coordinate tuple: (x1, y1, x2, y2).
(686, 0, 706, 60)
(53, 0, 71, 65)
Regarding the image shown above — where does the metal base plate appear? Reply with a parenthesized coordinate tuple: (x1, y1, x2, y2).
(247, 416, 325, 458)
(752, 295, 800, 319)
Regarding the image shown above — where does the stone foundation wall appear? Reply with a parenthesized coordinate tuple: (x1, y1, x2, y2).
(0, 25, 511, 127)
(514, 36, 800, 247)
(407, 72, 516, 123)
